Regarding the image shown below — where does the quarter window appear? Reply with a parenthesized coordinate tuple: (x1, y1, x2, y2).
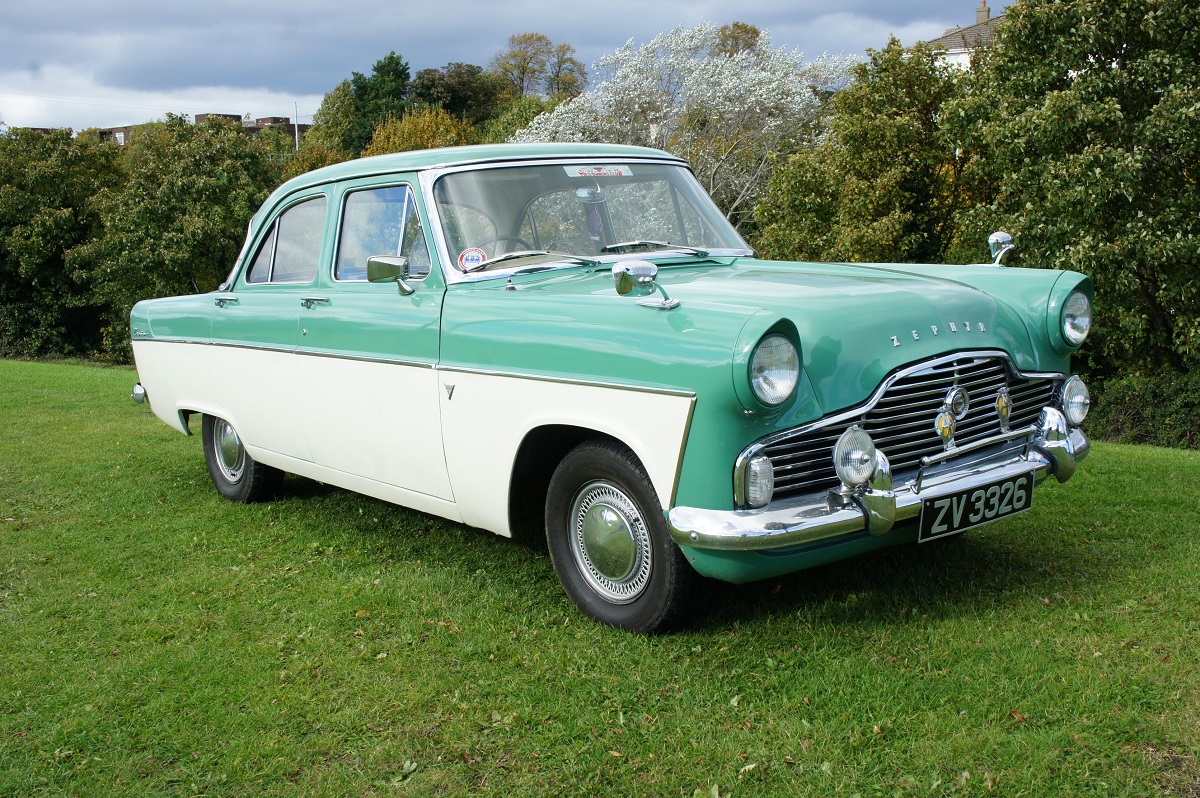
(244, 195, 326, 284)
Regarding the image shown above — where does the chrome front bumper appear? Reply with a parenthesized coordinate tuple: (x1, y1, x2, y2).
(669, 408, 1090, 552)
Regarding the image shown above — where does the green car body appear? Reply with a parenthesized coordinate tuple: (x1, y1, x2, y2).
(131, 143, 1093, 632)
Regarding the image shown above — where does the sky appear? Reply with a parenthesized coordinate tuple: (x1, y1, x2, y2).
(0, 0, 1009, 131)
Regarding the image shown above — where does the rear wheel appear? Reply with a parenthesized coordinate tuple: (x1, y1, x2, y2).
(545, 440, 694, 633)
(201, 414, 283, 502)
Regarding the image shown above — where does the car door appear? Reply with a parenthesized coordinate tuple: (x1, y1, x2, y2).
(295, 180, 453, 501)
(210, 192, 329, 462)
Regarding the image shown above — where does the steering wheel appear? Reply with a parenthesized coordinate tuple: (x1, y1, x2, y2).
(475, 234, 533, 256)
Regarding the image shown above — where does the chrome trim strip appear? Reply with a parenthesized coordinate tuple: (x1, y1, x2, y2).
(131, 337, 437, 369)
(669, 396, 698, 508)
(918, 423, 1038, 469)
(434, 364, 696, 398)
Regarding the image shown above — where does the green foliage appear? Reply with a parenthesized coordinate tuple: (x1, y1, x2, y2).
(281, 143, 351, 182)
(479, 95, 557, 144)
(346, 52, 414, 154)
(0, 129, 124, 357)
(414, 62, 513, 126)
(715, 21, 762, 56)
(961, 0, 1200, 378)
(305, 79, 359, 155)
(71, 114, 279, 358)
(1087, 369, 1200, 448)
(756, 38, 974, 263)
(361, 107, 478, 157)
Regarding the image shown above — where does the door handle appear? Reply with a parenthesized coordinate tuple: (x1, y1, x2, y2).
(300, 296, 330, 309)
(214, 294, 239, 307)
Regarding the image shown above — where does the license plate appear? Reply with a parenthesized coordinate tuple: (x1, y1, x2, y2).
(918, 472, 1034, 542)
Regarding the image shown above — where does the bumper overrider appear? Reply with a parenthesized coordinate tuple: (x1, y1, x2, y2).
(669, 407, 1089, 552)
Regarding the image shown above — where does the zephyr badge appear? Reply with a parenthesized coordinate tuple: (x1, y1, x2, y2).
(891, 321, 988, 347)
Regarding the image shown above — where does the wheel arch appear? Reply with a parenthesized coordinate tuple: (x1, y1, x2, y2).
(507, 424, 626, 544)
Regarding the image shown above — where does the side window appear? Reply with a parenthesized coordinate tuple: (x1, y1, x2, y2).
(336, 185, 432, 281)
(242, 196, 325, 284)
(272, 197, 326, 283)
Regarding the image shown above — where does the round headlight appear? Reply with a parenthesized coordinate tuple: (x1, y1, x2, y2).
(1062, 290, 1092, 347)
(749, 334, 800, 406)
(833, 425, 877, 487)
(1061, 375, 1090, 425)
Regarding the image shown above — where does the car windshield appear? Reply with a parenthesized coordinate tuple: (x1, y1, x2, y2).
(432, 161, 751, 273)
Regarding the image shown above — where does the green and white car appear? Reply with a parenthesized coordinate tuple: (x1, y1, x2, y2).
(130, 143, 1093, 632)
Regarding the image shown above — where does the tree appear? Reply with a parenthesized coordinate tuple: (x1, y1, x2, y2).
(716, 21, 762, 56)
(0, 128, 124, 356)
(962, 0, 1200, 377)
(413, 62, 511, 125)
(543, 43, 587, 99)
(512, 22, 855, 231)
(491, 33, 553, 96)
(305, 79, 359, 155)
(480, 96, 557, 144)
(361, 107, 477, 156)
(72, 115, 279, 357)
(756, 37, 974, 263)
(346, 52, 414, 153)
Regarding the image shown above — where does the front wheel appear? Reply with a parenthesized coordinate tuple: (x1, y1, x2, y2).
(545, 440, 695, 633)
(201, 414, 283, 502)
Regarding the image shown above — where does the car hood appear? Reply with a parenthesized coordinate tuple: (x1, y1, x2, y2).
(644, 258, 1041, 414)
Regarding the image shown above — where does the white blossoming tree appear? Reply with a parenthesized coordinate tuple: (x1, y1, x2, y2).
(512, 22, 856, 231)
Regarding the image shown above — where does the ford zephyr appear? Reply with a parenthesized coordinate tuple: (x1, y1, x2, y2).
(130, 143, 1092, 632)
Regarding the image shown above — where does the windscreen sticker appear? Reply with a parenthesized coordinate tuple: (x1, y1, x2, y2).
(564, 165, 632, 178)
(457, 247, 487, 270)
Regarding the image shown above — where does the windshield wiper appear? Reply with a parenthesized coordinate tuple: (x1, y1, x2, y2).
(463, 250, 598, 273)
(599, 240, 710, 257)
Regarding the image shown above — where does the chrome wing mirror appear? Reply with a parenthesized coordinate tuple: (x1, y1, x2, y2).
(367, 255, 414, 295)
(612, 260, 679, 310)
(988, 231, 1014, 266)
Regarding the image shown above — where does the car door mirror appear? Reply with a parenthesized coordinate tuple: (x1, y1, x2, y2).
(367, 256, 414, 295)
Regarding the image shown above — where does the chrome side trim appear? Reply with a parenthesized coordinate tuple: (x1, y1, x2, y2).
(434, 364, 696, 398)
(132, 337, 437, 369)
(668, 397, 698, 507)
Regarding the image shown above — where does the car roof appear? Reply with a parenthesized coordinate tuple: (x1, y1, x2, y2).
(276, 142, 686, 194)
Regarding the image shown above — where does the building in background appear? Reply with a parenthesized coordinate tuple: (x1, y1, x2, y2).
(925, 0, 1005, 69)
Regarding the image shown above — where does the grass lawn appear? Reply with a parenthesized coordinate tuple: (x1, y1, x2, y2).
(1, 358, 1198, 796)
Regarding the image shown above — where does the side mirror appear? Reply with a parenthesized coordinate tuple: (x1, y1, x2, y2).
(613, 260, 658, 297)
(367, 255, 414, 295)
(988, 231, 1014, 266)
(612, 260, 679, 310)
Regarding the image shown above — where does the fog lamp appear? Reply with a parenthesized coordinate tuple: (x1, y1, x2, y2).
(745, 455, 775, 508)
(833, 426, 877, 487)
(1061, 375, 1090, 425)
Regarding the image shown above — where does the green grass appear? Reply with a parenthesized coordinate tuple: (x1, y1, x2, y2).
(1, 359, 1198, 797)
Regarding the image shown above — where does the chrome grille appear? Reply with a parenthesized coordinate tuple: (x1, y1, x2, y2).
(764, 356, 1056, 500)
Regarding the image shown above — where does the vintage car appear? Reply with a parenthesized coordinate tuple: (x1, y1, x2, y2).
(130, 143, 1092, 632)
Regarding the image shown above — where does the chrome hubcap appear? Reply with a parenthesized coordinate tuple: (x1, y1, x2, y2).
(569, 481, 652, 603)
(213, 420, 245, 483)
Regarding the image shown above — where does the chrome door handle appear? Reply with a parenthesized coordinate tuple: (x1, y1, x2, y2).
(300, 296, 330, 309)
(214, 294, 239, 307)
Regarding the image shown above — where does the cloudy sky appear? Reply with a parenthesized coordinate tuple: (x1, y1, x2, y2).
(0, 0, 1008, 131)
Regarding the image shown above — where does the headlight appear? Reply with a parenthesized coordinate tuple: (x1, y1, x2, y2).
(749, 334, 799, 406)
(833, 426, 877, 487)
(1061, 375, 1090, 425)
(1062, 290, 1092, 346)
